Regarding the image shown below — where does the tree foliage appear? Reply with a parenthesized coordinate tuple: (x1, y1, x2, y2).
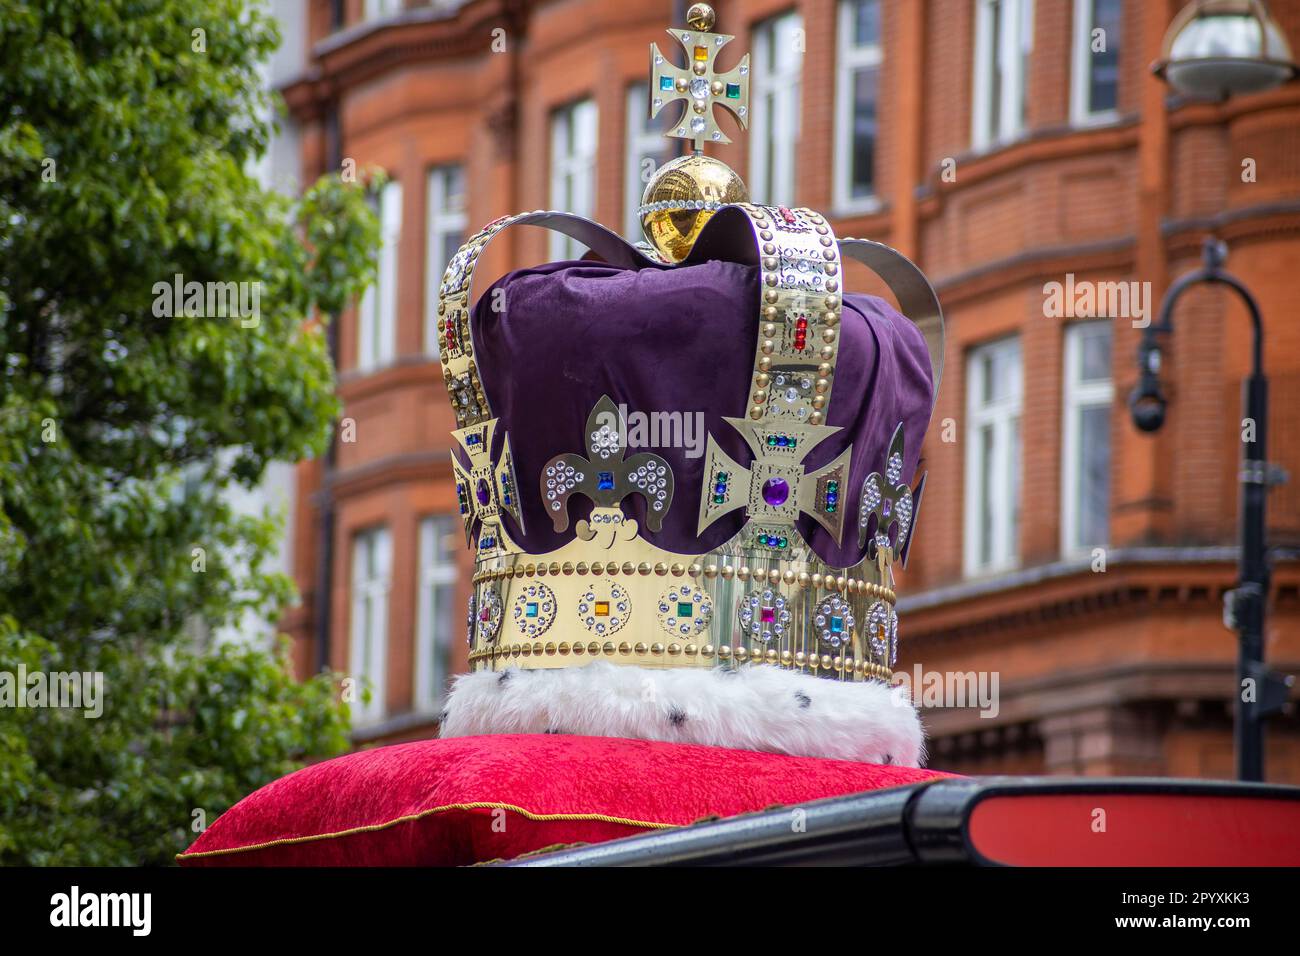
(0, 0, 379, 864)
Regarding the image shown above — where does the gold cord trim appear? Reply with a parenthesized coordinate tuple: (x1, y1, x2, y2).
(175, 801, 674, 862)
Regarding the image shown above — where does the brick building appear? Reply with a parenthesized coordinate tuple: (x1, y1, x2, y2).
(277, 0, 1300, 778)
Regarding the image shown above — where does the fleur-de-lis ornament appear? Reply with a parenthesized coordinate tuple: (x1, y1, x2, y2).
(857, 422, 916, 563)
(541, 396, 675, 533)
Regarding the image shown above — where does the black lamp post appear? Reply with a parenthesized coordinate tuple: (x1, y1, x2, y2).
(1131, 237, 1293, 781)
(1140, 0, 1298, 782)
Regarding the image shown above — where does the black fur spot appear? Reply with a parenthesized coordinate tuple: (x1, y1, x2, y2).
(437, 710, 449, 724)
(498, 671, 512, 686)
(545, 727, 565, 735)
(795, 692, 812, 709)
(882, 753, 893, 765)
(667, 707, 687, 727)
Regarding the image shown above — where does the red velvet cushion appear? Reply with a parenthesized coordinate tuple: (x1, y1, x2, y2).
(178, 734, 951, 866)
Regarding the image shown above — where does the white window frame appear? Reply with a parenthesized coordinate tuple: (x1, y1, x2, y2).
(624, 83, 673, 240)
(414, 516, 459, 713)
(1060, 321, 1114, 556)
(1070, 0, 1121, 126)
(358, 179, 401, 372)
(964, 337, 1023, 576)
(548, 99, 598, 260)
(424, 164, 466, 355)
(750, 12, 803, 207)
(833, 0, 883, 215)
(971, 0, 1034, 151)
(364, 0, 403, 21)
(349, 526, 392, 727)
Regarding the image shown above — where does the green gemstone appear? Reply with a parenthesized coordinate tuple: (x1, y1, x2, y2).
(676, 602, 694, 618)
(726, 83, 741, 98)
(713, 495, 725, 504)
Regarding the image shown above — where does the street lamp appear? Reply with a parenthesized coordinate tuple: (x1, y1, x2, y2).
(1153, 0, 1298, 98)
(1131, 238, 1294, 781)
(1144, 0, 1298, 782)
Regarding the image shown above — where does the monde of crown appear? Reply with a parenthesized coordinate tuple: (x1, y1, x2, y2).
(436, 3, 944, 689)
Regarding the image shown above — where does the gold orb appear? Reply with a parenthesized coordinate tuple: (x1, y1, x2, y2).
(686, 3, 716, 32)
(640, 155, 749, 262)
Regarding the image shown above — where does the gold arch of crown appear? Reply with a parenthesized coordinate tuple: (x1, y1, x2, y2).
(434, 204, 942, 684)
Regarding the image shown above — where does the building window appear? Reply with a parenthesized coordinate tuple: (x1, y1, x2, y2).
(972, 0, 1034, 150)
(624, 83, 675, 240)
(1061, 321, 1113, 554)
(964, 337, 1022, 576)
(415, 516, 459, 713)
(363, 0, 403, 21)
(425, 165, 466, 355)
(1071, 0, 1121, 124)
(750, 11, 803, 207)
(834, 0, 882, 212)
(548, 99, 598, 261)
(349, 526, 392, 727)
(358, 179, 401, 372)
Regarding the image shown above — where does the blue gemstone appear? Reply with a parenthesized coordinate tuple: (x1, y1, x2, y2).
(830, 616, 844, 633)
(598, 471, 615, 491)
(715, 483, 726, 494)
(526, 602, 539, 618)
(659, 75, 674, 91)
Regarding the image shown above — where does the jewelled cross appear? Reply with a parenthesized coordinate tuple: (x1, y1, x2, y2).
(697, 418, 852, 551)
(541, 396, 675, 533)
(648, 3, 750, 152)
(451, 417, 525, 555)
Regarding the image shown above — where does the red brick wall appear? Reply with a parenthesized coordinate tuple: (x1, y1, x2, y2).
(282, 0, 1300, 770)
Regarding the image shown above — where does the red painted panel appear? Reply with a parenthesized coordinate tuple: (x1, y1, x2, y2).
(969, 794, 1300, 866)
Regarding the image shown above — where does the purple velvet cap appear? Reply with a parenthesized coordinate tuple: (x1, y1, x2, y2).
(470, 258, 934, 568)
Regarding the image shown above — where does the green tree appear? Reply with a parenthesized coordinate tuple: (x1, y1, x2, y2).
(0, 0, 380, 864)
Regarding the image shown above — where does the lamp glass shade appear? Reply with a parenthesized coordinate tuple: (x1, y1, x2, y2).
(1159, 4, 1297, 97)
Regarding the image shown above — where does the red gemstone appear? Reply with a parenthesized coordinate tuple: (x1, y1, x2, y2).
(778, 206, 797, 224)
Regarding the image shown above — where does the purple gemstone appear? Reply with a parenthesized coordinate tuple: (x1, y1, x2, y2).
(476, 478, 491, 506)
(761, 477, 790, 507)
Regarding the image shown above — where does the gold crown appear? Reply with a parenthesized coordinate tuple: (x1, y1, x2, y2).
(436, 5, 944, 687)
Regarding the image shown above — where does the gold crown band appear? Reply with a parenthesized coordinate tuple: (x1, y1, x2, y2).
(464, 505, 900, 683)
(471, 561, 897, 605)
(469, 639, 896, 684)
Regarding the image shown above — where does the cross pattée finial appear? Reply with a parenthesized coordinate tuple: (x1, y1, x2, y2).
(648, 2, 750, 154)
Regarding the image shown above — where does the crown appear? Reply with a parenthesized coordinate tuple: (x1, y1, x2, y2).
(435, 5, 945, 764)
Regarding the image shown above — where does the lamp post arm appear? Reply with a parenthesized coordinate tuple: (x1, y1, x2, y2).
(1134, 237, 1275, 782)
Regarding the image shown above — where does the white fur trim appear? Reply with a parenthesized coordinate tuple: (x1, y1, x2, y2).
(439, 661, 926, 767)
